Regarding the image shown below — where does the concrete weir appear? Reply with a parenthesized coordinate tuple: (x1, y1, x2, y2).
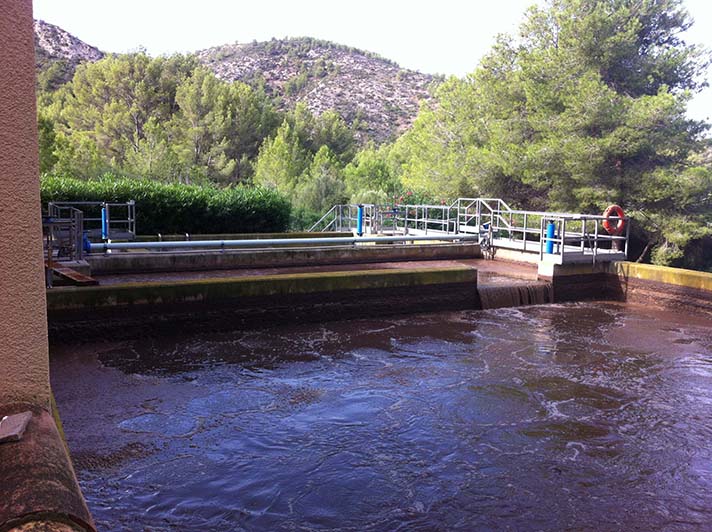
(47, 266, 480, 341)
(47, 234, 712, 341)
(87, 242, 481, 275)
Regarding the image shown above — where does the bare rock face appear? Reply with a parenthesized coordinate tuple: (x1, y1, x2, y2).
(197, 38, 436, 143)
(34, 19, 104, 87)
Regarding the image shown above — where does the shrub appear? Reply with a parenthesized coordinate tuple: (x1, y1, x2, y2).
(40, 175, 291, 235)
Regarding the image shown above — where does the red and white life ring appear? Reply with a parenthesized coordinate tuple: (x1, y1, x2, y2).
(602, 204, 626, 235)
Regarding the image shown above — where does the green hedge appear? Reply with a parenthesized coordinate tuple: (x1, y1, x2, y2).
(41, 176, 291, 235)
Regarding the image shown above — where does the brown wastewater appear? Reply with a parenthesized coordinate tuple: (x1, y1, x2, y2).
(51, 289, 712, 530)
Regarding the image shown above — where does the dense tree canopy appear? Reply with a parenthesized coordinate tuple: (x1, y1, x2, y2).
(391, 0, 712, 266)
(38, 53, 281, 182)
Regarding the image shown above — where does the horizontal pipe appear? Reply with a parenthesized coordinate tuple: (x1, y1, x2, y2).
(89, 234, 480, 252)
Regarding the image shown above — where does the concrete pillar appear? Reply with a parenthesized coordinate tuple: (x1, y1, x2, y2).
(0, 0, 51, 408)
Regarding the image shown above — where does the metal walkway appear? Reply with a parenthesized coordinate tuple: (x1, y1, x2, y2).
(309, 198, 629, 265)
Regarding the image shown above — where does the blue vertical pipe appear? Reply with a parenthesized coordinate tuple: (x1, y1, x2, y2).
(357, 204, 364, 236)
(545, 221, 556, 254)
(101, 207, 108, 240)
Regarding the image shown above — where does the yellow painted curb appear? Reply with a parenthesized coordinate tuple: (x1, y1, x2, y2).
(611, 261, 712, 292)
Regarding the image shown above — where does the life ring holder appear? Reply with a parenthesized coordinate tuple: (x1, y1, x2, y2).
(602, 204, 625, 235)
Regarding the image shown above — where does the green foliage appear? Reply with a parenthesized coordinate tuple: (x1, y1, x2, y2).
(391, 0, 712, 266)
(38, 114, 58, 174)
(37, 53, 278, 184)
(285, 104, 356, 163)
(343, 143, 399, 202)
(169, 68, 278, 182)
(294, 146, 347, 213)
(284, 71, 309, 96)
(254, 105, 357, 215)
(253, 121, 309, 191)
(252, 36, 399, 68)
(40, 175, 291, 234)
(36, 59, 74, 92)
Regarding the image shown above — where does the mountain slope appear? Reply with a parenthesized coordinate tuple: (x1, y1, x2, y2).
(34, 19, 104, 88)
(197, 37, 435, 142)
(33, 22, 434, 143)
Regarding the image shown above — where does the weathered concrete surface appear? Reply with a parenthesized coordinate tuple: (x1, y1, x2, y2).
(491, 247, 540, 264)
(0, 405, 95, 532)
(48, 267, 477, 310)
(538, 260, 712, 310)
(610, 261, 712, 314)
(93, 257, 533, 286)
(87, 243, 482, 275)
(47, 267, 479, 341)
(611, 261, 712, 292)
(0, 0, 50, 408)
(537, 262, 623, 303)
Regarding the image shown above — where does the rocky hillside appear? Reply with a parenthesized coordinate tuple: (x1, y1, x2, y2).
(33, 22, 435, 143)
(34, 19, 104, 88)
(197, 38, 436, 142)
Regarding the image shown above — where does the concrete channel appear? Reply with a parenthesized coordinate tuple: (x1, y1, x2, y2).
(37, 232, 712, 530)
(46, 236, 712, 341)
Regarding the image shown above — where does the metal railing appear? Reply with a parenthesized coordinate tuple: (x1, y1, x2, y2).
(43, 207, 84, 262)
(536, 213, 630, 264)
(43, 207, 85, 286)
(48, 200, 136, 241)
(310, 198, 630, 264)
(309, 204, 381, 234)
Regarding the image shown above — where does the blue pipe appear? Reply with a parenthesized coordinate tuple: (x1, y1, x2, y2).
(356, 204, 364, 236)
(101, 207, 108, 240)
(83, 232, 92, 253)
(545, 221, 556, 254)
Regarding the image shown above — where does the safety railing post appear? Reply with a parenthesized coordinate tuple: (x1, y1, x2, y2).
(560, 218, 566, 260)
(581, 218, 586, 251)
(75, 209, 84, 260)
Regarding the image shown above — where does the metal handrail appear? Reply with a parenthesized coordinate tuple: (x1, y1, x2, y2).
(310, 197, 630, 264)
(48, 200, 136, 240)
(308, 204, 340, 232)
(43, 207, 85, 282)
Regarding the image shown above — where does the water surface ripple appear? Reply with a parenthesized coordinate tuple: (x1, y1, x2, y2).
(50, 302, 712, 531)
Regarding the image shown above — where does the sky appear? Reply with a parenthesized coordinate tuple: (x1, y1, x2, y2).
(33, 0, 712, 122)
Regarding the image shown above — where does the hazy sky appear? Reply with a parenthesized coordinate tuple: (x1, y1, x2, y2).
(33, 0, 712, 121)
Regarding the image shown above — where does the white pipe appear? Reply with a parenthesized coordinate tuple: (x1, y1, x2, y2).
(89, 234, 480, 252)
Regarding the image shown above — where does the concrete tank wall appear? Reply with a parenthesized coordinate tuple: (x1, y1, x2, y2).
(0, 0, 51, 407)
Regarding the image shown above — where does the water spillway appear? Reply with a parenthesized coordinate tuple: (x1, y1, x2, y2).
(477, 279, 553, 309)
